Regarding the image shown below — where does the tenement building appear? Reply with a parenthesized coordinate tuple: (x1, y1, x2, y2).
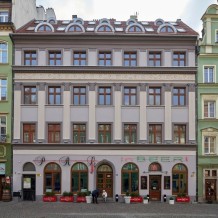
(11, 15, 198, 201)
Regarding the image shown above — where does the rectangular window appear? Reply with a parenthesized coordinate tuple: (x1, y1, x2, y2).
(148, 87, 161, 105)
(0, 11, 9, 22)
(173, 52, 186, 66)
(98, 52, 112, 66)
(149, 124, 162, 143)
(0, 116, 6, 142)
(24, 51, 37, 66)
(73, 51, 86, 65)
(216, 31, 218, 42)
(124, 52, 137, 66)
(23, 124, 35, 143)
(164, 176, 170, 189)
(48, 86, 61, 105)
(73, 87, 86, 105)
(124, 87, 136, 105)
(73, 124, 86, 143)
(204, 66, 215, 83)
(98, 124, 111, 143)
(173, 87, 186, 106)
(48, 51, 62, 65)
(98, 87, 111, 105)
(0, 42, 7, 63)
(148, 51, 161, 66)
(174, 124, 186, 144)
(0, 79, 7, 101)
(204, 136, 216, 154)
(48, 124, 61, 143)
(124, 124, 137, 143)
(204, 101, 215, 118)
(24, 86, 36, 104)
(141, 176, 147, 189)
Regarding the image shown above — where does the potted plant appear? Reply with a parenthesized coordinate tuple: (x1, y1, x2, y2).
(176, 193, 190, 203)
(130, 192, 143, 203)
(76, 191, 87, 203)
(60, 191, 74, 202)
(169, 196, 175, 204)
(143, 196, 148, 204)
(43, 191, 57, 202)
(85, 191, 92, 203)
(124, 191, 131, 204)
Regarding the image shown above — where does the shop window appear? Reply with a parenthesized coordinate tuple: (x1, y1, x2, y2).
(24, 51, 37, 66)
(124, 87, 137, 105)
(71, 163, 88, 193)
(23, 124, 36, 143)
(173, 87, 186, 106)
(0, 42, 7, 63)
(149, 124, 162, 143)
(23, 162, 36, 171)
(98, 87, 111, 105)
(98, 124, 111, 143)
(172, 164, 188, 195)
(0, 79, 7, 101)
(24, 86, 37, 104)
(173, 124, 186, 144)
(124, 124, 137, 143)
(121, 163, 139, 194)
(73, 87, 86, 105)
(148, 87, 161, 105)
(73, 124, 86, 143)
(44, 163, 61, 194)
(48, 124, 61, 143)
(124, 52, 137, 67)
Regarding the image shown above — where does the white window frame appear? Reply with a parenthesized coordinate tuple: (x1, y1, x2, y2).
(204, 136, 216, 154)
(0, 11, 9, 22)
(204, 101, 216, 118)
(0, 42, 8, 63)
(0, 79, 7, 100)
(202, 129, 218, 156)
(215, 30, 218, 43)
(0, 116, 7, 142)
(203, 66, 215, 83)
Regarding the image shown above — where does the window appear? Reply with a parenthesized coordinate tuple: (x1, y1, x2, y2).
(204, 67, 215, 83)
(38, 25, 52, 32)
(149, 162, 161, 171)
(73, 124, 86, 143)
(204, 101, 215, 118)
(98, 124, 111, 143)
(173, 87, 186, 106)
(121, 163, 139, 194)
(0, 116, 6, 142)
(71, 163, 88, 193)
(48, 86, 61, 105)
(164, 176, 170, 189)
(216, 31, 218, 42)
(0, 79, 7, 101)
(174, 124, 186, 144)
(0, 42, 7, 63)
(48, 124, 61, 143)
(128, 26, 142, 32)
(98, 52, 112, 66)
(173, 52, 186, 66)
(73, 51, 86, 65)
(98, 25, 112, 32)
(98, 87, 111, 105)
(0, 11, 9, 22)
(160, 26, 174, 33)
(148, 87, 161, 105)
(204, 136, 216, 154)
(23, 124, 35, 143)
(172, 164, 188, 195)
(124, 124, 137, 143)
(124, 87, 136, 105)
(148, 52, 161, 66)
(149, 124, 162, 143)
(68, 25, 83, 32)
(24, 51, 37, 66)
(124, 52, 137, 67)
(44, 163, 61, 194)
(24, 86, 36, 104)
(48, 51, 62, 66)
(73, 87, 86, 105)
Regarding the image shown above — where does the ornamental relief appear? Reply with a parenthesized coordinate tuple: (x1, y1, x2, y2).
(15, 73, 195, 82)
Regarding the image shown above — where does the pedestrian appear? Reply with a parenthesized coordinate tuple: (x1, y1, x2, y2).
(102, 190, 107, 202)
(92, 189, 99, 204)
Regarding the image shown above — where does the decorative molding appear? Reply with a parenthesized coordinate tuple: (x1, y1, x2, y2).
(187, 83, 195, 92)
(88, 83, 96, 91)
(14, 82, 22, 91)
(139, 83, 147, 91)
(63, 83, 71, 91)
(163, 83, 172, 91)
(37, 82, 46, 91)
(114, 83, 122, 91)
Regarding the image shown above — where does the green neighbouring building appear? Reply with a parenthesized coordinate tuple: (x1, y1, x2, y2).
(198, 3, 218, 203)
(0, 0, 13, 201)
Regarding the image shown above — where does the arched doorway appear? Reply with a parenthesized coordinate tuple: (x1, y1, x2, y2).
(97, 164, 113, 197)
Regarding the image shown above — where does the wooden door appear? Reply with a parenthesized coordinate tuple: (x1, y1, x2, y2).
(97, 172, 113, 197)
(149, 175, 161, 201)
(205, 179, 216, 202)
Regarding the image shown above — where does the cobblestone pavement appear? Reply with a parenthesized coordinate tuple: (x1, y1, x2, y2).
(0, 200, 218, 218)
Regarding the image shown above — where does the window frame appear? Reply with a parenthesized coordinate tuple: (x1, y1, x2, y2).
(204, 101, 216, 118)
(124, 124, 137, 143)
(124, 52, 137, 67)
(73, 86, 86, 105)
(173, 124, 186, 144)
(149, 124, 162, 144)
(98, 87, 112, 105)
(204, 66, 215, 83)
(148, 87, 161, 106)
(98, 51, 112, 66)
(48, 86, 61, 105)
(0, 116, 6, 142)
(173, 87, 186, 106)
(0, 11, 9, 22)
(73, 51, 86, 66)
(124, 87, 137, 106)
(23, 123, 36, 143)
(73, 124, 86, 143)
(173, 51, 186, 66)
(24, 86, 37, 105)
(98, 124, 112, 143)
(0, 42, 8, 63)
(204, 136, 216, 155)
(48, 123, 61, 143)
(48, 51, 62, 66)
(148, 51, 161, 66)
(0, 78, 7, 101)
(24, 51, 37, 66)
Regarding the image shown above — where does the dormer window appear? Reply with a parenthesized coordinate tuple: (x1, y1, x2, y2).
(128, 25, 142, 32)
(155, 18, 164, 26)
(48, 19, 55, 24)
(68, 25, 83, 32)
(35, 22, 54, 32)
(156, 21, 163, 26)
(0, 11, 9, 22)
(98, 25, 112, 32)
(126, 19, 136, 26)
(73, 18, 84, 25)
(126, 24, 144, 33)
(38, 25, 52, 32)
(157, 24, 176, 33)
(99, 18, 110, 24)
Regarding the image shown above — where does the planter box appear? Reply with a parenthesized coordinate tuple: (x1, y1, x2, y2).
(176, 196, 190, 203)
(60, 196, 74, 202)
(124, 196, 131, 204)
(130, 196, 143, 203)
(169, 199, 175, 204)
(76, 196, 86, 203)
(43, 196, 57, 202)
(85, 196, 92, 203)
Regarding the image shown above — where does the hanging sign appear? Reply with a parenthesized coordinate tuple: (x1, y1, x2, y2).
(0, 163, 5, 175)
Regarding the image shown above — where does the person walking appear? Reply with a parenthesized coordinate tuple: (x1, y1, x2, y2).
(92, 189, 99, 204)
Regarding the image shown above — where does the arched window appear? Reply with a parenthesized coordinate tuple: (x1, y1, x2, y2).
(71, 162, 88, 193)
(128, 25, 142, 32)
(149, 162, 161, 171)
(98, 25, 112, 32)
(68, 25, 83, 32)
(38, 25, 52, 32)
(44, 163, 61, 194)
(126, 19, 136, 26)
(121, 163, 139, 194)
(160, 26, 174, 33)
(172, 163, 188, 195)
(0, 42, 7, 63)
(155, 18, 164, 26)
(73, 18, 84, 25)
(23, 162, 36, 171)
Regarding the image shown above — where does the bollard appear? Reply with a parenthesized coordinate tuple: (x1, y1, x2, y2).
(163, 194, 167, 202)
(147, 194, 149, 202)
(115, 194, 119, 202)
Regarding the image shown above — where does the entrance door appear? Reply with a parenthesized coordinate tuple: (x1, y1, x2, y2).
(22, 175, 36, 201)
(149, 175, 161, 201)
(97, 164, 113, 197)
(205, 179, 217, 202)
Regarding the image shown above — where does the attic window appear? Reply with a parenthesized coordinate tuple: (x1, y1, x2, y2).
(99, 18, 110, 24)
(160, 26, 174, 33)
(97, 25, 112, 32)
(128, 25, 142, 32)
(73, 18, 84, 25)
(37, 25, 52, 32)
(155, 18, 164, 26)
(68, 25, 83, 32)
(49, 19, 55, 24)
(126, 19, 136, 25)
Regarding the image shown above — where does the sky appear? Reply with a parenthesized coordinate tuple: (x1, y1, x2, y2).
(36, 0, 217, 35)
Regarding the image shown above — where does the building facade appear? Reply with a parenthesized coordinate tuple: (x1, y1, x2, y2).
(11, 16, 198, 201)
(198, 4, 218, 203)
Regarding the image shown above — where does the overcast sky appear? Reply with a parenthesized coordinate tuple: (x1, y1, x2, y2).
(36, 0, 217, 35)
